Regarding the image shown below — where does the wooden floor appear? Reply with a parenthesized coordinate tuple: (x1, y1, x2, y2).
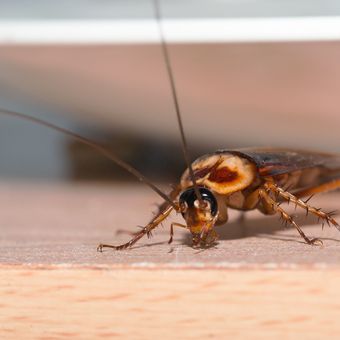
(1, 182, 340, 339)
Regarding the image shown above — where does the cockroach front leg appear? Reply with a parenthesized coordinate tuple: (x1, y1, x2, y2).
(111, 185, 183, 244)
(264, 182, 339, 231)
(97, 204, 175, 251)
(168, 223, 187, 244)
(258, 188, 323, 246)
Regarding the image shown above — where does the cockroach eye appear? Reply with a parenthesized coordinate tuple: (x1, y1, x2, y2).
(179, 187, 218, 217)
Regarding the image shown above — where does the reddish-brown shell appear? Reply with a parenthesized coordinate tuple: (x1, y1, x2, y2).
(180, 153, 257, 195)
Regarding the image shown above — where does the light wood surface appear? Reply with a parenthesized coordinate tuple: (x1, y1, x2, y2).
(1, 268, 340, 339)
(1, 182, 340, 339)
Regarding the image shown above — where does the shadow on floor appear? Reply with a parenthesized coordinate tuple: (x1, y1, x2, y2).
(182, 211, 340, 246)
(113, 209, 340, 250)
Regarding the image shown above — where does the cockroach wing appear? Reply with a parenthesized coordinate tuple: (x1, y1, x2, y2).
(217, 148, 340, 177)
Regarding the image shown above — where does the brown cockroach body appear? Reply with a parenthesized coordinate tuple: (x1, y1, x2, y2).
(1, 108, 340, 249)
(1, 1, 339, 250)
(97, 148, 340, 250)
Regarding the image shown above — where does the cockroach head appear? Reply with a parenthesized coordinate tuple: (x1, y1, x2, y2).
(179, 187, 219, 247)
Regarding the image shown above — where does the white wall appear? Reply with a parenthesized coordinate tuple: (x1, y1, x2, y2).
(0, 0, 340, 179)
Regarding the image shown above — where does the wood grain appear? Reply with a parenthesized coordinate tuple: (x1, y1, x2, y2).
(1, 268, 340, 339)
(1, 182, 340, 339)
(1, 182, 340, 267)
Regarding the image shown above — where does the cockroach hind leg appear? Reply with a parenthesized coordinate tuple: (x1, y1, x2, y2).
(265, 182, 340, 233)
(259, 188, 323, 246)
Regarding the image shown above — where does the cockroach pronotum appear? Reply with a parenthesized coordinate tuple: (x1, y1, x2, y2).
(1, 1, 339, 250)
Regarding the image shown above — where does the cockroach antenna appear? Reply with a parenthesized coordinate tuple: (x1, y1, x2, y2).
(0, 108, 177, 209)
(154, 0, 204, 206)
(3, 2, 338, 251)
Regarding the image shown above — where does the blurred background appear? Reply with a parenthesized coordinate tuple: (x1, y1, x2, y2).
(0, 0, 340, 182)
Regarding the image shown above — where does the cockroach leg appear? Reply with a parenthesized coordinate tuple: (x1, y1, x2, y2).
(236, 211, 246, 224)
(264, 182, 339, 231)
(97, 204, 175, 251)
(113, 185, 181, 240)
(168, 222, 187, 244)
(258, 188, 323, 246)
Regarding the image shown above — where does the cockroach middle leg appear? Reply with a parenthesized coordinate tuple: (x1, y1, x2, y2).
(258, 188, 323, 246)
(264, 182, 339, 230)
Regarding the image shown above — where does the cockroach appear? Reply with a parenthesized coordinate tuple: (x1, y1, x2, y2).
(1, 1, 340, 250)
